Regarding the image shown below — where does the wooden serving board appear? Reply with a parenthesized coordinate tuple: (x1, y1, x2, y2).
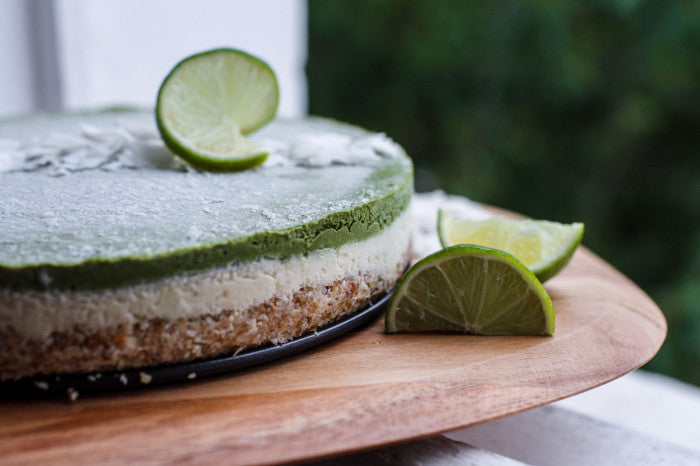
(0, 246, 666, 465)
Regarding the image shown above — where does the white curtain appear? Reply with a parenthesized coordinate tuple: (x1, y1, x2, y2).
(0, 0, 307, 117)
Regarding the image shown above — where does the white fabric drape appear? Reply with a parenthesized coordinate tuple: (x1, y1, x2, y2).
(0, 0, 307, 117)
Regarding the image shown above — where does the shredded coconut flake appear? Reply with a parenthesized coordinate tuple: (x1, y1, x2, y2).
(1, 121, 184, 176)
(410, 191, 492, 259)
(67, 387, 80, 401)
(34, 380, 49, 391)
(2, 119, 400, 175)
(263, 132, 400, 168)
(139, 372, 153, 384)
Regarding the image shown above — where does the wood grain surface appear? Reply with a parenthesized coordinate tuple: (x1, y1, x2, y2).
(0, 246, 666, 465)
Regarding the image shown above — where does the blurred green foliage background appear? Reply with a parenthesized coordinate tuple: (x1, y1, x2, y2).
(307, 1, 700, 385)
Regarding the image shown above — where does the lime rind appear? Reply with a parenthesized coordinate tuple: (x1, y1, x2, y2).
(158, 128, 269, 172)
(156, 48, 279, 172)
(436, 208, 450, 250)
(531, 222, 584, 282)
(385, 244, 555, 336)
(438, 210, 584, 282)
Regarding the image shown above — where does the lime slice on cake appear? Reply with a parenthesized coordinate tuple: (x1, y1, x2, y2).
(385, 245, 555, 335)
(438, 211, 584, 282)
(156, 48, 279, 171)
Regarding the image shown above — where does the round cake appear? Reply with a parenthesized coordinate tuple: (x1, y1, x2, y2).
(0, 109, 413, 381)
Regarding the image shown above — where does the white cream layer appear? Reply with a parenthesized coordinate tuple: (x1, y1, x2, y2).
(1, 209, 410, 340)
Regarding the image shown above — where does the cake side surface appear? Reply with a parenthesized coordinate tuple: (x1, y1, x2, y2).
(1, 209, 411, 380)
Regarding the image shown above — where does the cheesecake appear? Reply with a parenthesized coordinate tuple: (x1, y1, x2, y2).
(0, 109, 413, 380)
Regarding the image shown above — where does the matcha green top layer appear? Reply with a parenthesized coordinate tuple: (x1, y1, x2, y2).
(0, 109, 413, 291)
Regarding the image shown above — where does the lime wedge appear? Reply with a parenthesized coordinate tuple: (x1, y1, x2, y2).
(438, 211, 584, 282)
(156, 48, 279, 171)
(385, 245, 555, 335)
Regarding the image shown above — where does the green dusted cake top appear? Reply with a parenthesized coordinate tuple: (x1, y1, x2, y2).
(0, 109, 413, 291)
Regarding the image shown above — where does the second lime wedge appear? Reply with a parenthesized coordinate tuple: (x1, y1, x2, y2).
(385, 245, 554, 335)
(438, 212, 584, 282)
(156, 48, 279, 171)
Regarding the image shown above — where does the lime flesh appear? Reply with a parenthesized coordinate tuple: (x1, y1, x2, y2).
(156, 48, 279, 171)
(438, 211, 584, 282)
(385, 245, 554, 335)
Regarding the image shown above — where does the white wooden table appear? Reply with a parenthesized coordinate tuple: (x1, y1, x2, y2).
(315, 370, 700, 465)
